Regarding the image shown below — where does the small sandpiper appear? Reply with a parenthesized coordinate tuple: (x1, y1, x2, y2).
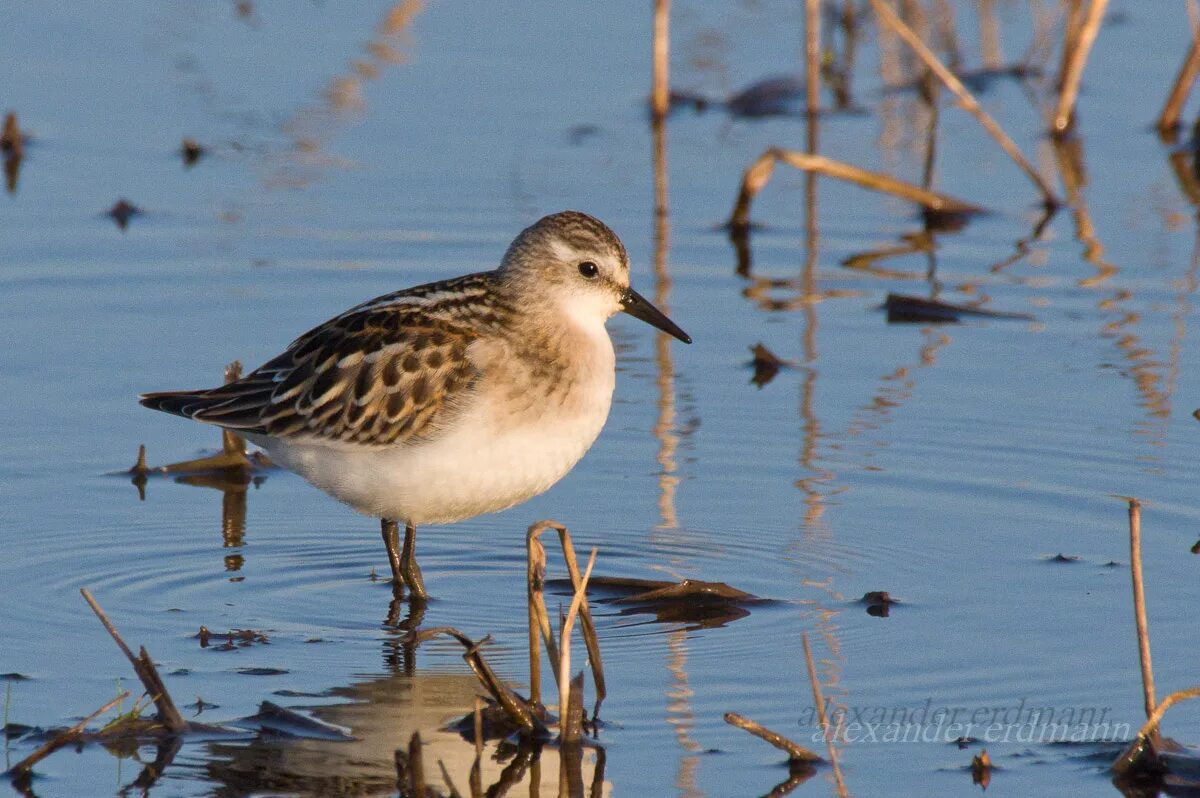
(141, 211, 691, 600)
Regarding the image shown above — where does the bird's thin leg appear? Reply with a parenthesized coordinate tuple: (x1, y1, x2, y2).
(381, 519, 404, 599)
(400, 522, 428, 601)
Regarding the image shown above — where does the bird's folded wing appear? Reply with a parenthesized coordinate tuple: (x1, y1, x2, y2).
(169, 309, 481, 446)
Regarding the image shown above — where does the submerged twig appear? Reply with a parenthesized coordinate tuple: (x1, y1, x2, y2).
(724, 712, 823, 764)
(728, 148, 983, 230)
(868, 0, 1059, 206)
(80, 589, 188, 734)
(5, 691, 130, 782)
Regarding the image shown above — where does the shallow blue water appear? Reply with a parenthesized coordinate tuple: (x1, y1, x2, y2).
(3, 2, 1199, 795)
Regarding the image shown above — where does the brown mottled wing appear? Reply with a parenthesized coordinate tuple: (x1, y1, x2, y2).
(139, 272, 500, 442)
(150, 307, 481, 446)
(263, 310, 479, 445)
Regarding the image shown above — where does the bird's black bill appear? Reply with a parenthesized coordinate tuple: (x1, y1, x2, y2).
(620, 287, 692, 344)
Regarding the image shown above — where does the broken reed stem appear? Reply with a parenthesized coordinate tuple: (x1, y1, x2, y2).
(1127, 499, 1156, 724)
(723, 712, 823, 763)
(221, 361, 245, 456)
(728, 147, 983, 229)
(868, 0, 1059, 206)
(407, 732, 426, 796)
(651, 0, 671, 119)
(80, 588, 188, 734)
(1113, 686, 1200, 775)
(526, 520, 607, 717)
(6, 691, 130, 779)
(563, 671, 586, 746)
(558, 547, 597, 742)
(421, 626, 540, 733)
(803, 632, 848, 798)
(1159, 36, 1200, 136)
(1052, 0, 1109, 136)
(805, 0, 821, 114)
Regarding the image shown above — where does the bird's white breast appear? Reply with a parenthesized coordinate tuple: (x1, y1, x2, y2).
(256, 319, 616, 526)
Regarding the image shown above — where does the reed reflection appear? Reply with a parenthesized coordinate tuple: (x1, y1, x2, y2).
(265, 1, 425, 190)
(200, 669, 608, 796)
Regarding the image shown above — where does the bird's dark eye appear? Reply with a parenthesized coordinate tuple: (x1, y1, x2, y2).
(578, 261, 599, 279)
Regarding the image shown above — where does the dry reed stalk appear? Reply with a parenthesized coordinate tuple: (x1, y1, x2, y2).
(723, 712, 823, 763)
(220, 362, 246, 457)
(1158, 37, 1200, 137)
(806, 0, 821, 114)
(470, 696, 483, 798)
(803, 632, 848, 798)
(868, 0, 1060, 206)
(1126, 499, 1157, 724)
(406, 732, 426, 796)
(652, 0, 671, 119)
(1057, 0, 1084, 91)
(728, 147, 983, 230)
(80, 589, 188, 734)
(5, 691, 130, 780)
(1052, 0, 1109, 136)
(527, 523, 554, 705)
(557, 547, 597, 743)
(526, 520, 607, 716)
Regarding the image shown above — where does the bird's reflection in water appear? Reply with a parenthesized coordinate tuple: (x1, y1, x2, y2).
(200, 665, 608, 796)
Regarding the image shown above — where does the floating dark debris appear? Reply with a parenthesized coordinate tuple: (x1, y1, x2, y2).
(860, 590, 896, 617)
(726, 75, 804, 118)
(106, 198, 141, 230)
(1191, 539, 1200, 555)
(198, 626, 270, 650)
(550, 574, 764, 629)
(884, 293, 1034, 324)
(236, 701, 353, 741)
(1046, 553, 1081, 564)
(2, 112, 22, 195)
(180, 137, 206, 167)
(0, 673, 30, 682)
(235, 667, 289, 677)
(749, 343, 793, 388)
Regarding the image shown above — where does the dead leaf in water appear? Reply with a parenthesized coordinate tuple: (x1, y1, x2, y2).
(971, 749, 992, 789)
(884, 293, 1033, 324)
(749, 343, 793, 388)
(180, 137, 205, 167)
(106, 199, 141, 231)
(860, 591, 895, 617)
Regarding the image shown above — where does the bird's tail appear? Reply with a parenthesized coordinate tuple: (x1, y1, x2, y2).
(140, 382, 271, 432)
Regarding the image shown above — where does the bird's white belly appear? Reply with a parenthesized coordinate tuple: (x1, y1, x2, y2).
(254, 391, 611, 526)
